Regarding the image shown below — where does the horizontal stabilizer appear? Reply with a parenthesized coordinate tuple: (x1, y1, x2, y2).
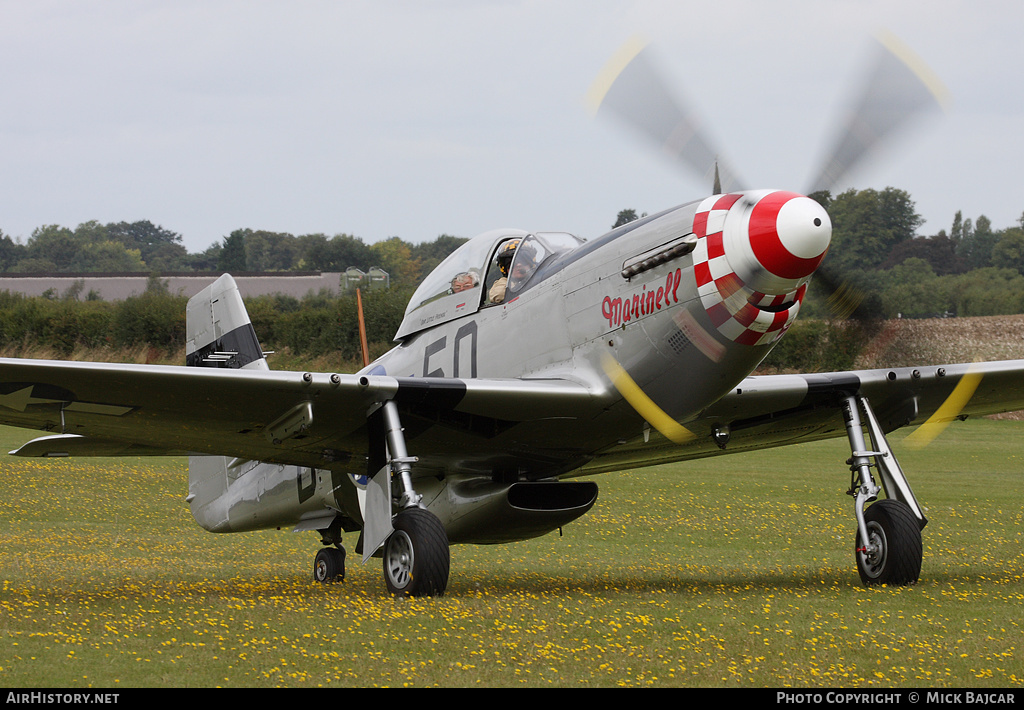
(10, 433, 186, 457)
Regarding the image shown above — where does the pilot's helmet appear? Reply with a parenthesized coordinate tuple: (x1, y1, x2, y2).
(496, 239, 520, 276)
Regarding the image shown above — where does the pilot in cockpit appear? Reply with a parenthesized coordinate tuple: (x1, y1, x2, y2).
(450, 271, 478, 293)
(489, 239, 541, 304)
(487, 239, 519, 304)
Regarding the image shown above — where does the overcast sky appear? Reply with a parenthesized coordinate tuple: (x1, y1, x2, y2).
(0, 0, 1021, 254)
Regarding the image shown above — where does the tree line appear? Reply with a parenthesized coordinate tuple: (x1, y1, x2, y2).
(800, 188, 1024, 319)
(0, 221, 467, 291)
(2, 186, 1024, 368)
(3, 187, 1022, 319)
(0, 276, 875, 374)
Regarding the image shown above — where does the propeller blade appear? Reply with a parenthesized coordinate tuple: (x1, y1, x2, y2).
(807, 33, 948, 322)
(806, 31, 949, 195)
(587, 35, 744, 193)
(600, 353, 696, 444)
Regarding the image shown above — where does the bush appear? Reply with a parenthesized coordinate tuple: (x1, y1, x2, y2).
(759, 319, 871, 373)
(247, 287, 413, 362)
(111, 291, 187, 348)
(0, 292, 117, 354)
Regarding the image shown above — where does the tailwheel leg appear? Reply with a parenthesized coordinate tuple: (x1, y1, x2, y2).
(842, 394, 924, 586)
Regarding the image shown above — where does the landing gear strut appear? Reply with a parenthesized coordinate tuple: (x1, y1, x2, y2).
(371, 400, 451, 597)
(841, 394, 925, 586)
(311, 399, 451, 595)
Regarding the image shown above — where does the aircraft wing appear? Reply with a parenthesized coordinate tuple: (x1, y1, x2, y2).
(5, 356, 1024, 479)
(708, 359, 1024, 433)
(578, 359, 1024, 475)
(0, 358, 599, 472)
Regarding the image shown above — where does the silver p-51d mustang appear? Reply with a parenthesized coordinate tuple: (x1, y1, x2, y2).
(2, 38, 1021, 597)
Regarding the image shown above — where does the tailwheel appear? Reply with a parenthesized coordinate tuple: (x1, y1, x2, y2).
(313, 546, 346, 583)
(383, 507, 450, 597)
(855, 499, 922, 586)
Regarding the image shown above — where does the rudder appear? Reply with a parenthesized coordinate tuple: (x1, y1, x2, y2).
(186, 273, 268, 371)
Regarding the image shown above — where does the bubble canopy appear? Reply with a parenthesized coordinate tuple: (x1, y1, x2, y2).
(395, 229, 582, 340)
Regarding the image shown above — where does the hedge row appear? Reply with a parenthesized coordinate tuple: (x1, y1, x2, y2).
(0, 290, 186, 354)
(0, 287, 415, 363)
(0, 287, 865, 372)
(757, 319, 869, 373)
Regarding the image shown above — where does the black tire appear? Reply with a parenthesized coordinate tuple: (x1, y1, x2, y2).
(855, 499, 922, 586)
(313, 546, 346, 583)
(383, 507, 450, 597)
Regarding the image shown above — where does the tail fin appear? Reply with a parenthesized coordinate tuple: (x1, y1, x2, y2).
(185, 273, 265, 532)
(186, 273, 268, 371)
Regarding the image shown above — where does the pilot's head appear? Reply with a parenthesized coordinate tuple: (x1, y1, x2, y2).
(496, 239, 520, 276)
(507, 240, 540, 289)
(451, 272, 476, 293)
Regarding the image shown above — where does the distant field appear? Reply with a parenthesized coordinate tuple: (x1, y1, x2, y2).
(0, 420, 1021, 688)
(855, 314, 1024, 368)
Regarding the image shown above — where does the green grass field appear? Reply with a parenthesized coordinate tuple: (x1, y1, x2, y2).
(0, 420, 1021, 688)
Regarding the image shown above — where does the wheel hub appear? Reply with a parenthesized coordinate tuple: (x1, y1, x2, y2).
(385, 530, 415, 589)
(858, 522, 888, 579)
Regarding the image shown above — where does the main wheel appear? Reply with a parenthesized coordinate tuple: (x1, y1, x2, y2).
(313, 546, 346, 583)
(855, 499, 922, 586)
(383, 507, 450, 597)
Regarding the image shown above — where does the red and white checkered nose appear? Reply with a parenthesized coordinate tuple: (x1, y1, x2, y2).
(691, 190, 831, 347)
(726, 190, 832, 296)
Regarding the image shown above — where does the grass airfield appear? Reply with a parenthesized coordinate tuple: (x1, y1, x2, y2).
(0, 420, 1021, 688)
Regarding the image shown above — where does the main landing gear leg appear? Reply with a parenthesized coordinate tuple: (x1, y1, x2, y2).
(378, 401, 450, 597)
(841, 395, 924, 586)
